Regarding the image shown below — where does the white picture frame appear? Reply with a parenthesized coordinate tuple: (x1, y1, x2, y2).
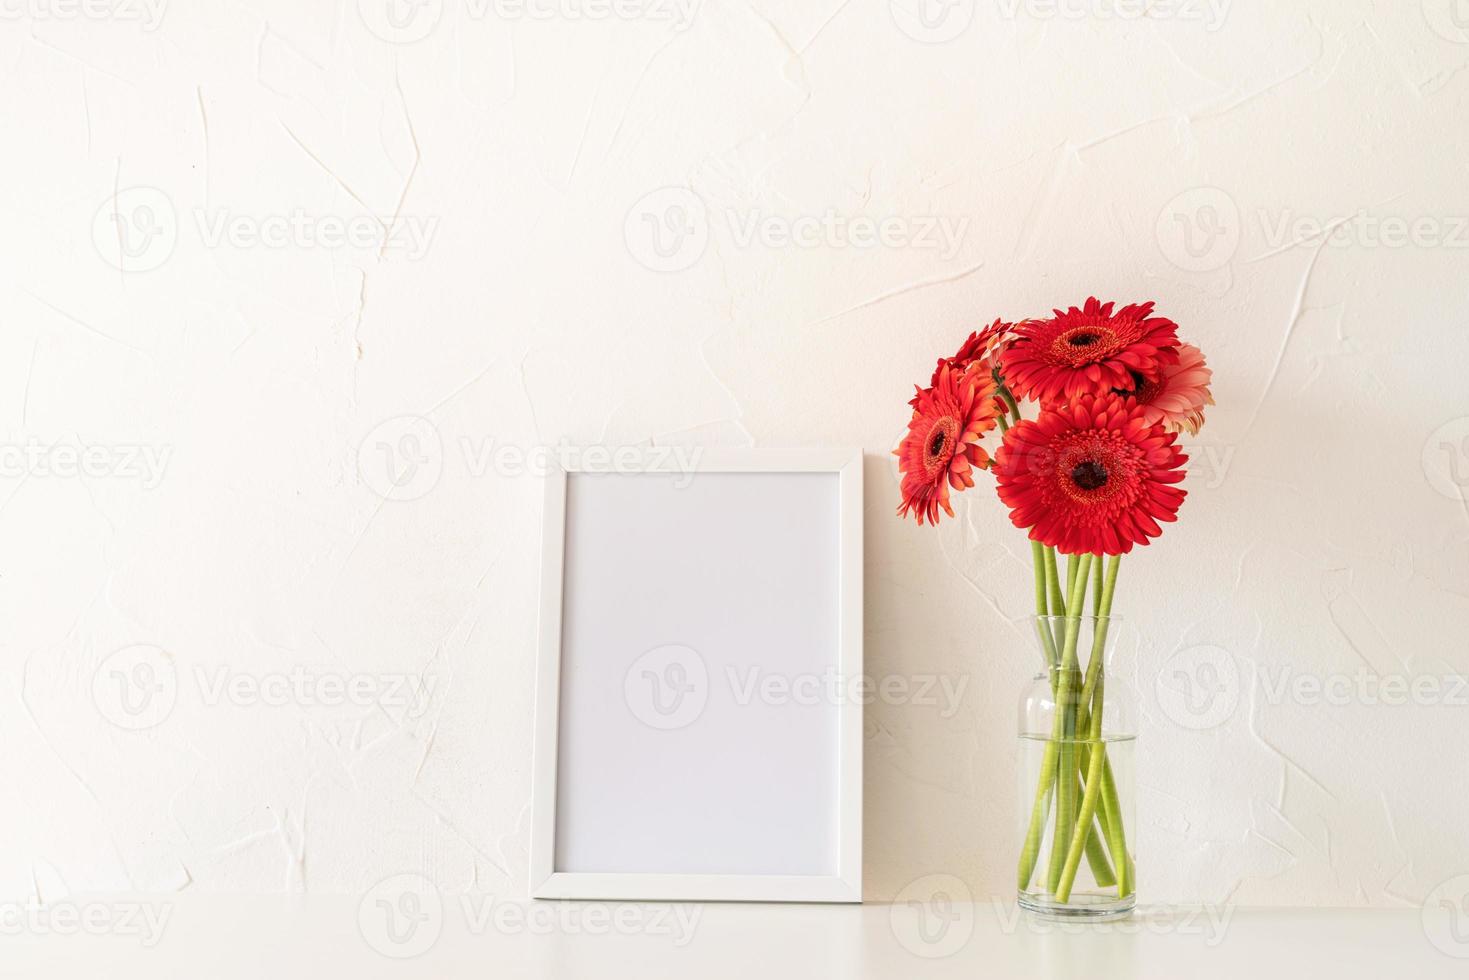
(530, 448, 863, 903)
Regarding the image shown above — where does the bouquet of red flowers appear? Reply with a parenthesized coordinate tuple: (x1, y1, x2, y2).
(896, 298, 1213, 912)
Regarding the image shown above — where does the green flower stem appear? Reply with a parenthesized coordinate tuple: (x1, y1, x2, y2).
(1075, 772, 1118, 888)
(1043, 547, 1066, 653)
(999, 387, 1022, 421)
(1074, 556, 1121, 737)
(1031, 542, 1058, 669)
(1016, 551, 1090, 892)
(1044, 552, 1092, 893)
(1058, 554, 1130, 902)
(1017, 541, 1061, 892)
(1044, 548, 1065, 619)
(1092, 550, 1103, 611)
(1057, 666, 1108, 901)
(1100, 752, 1131, 896)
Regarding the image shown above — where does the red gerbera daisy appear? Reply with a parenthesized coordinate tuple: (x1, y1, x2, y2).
(910, 319, 1015, 408)
(1000, 298, 1181, 405)
(1116, 341, 1213, 436)
(992, 393, 1188, 555)
(896, 363, 1003, 526)
(927, 319, 1014, 386)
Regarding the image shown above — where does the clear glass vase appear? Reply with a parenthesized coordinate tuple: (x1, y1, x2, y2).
(1017, 615, 1136, 919)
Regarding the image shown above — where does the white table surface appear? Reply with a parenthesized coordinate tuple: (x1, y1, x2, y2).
(5, 896, 1464, 978)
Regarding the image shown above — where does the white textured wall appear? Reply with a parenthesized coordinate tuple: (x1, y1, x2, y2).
(3, 0, 1468, 908)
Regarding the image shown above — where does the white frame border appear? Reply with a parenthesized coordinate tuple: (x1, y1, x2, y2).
(530, 448, 864, 903)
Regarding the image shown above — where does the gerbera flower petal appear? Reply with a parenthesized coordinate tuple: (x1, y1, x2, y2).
(999, 298, 1182, 406)
(991, 393, 1189, 555)
(1117, 342, 1213, 435)
(896, 363, 1004, 526)
(893, 364, 1010, 525)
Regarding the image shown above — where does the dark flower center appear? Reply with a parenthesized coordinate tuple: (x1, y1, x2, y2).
(1070, 460, 1109, 491)
(1113, 369, 1159, 403)
(922, 416, 960, 474)
(1067, 332, 1101, 347)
